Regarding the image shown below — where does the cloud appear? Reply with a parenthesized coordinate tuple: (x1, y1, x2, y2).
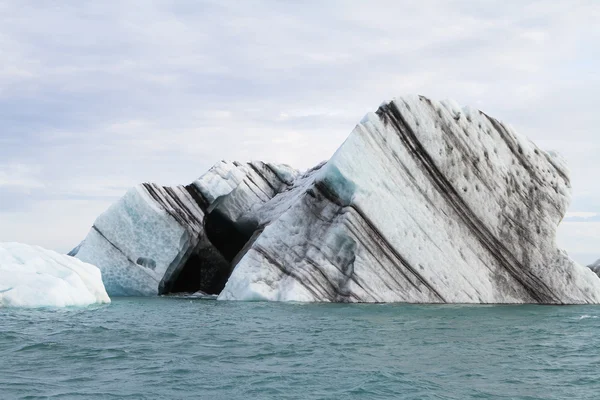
(0, 164, 45, 190)
(0, 198, 113, 253)
(557, 222, 600, 266)
(0, 0, 599, 259)
(565, 212, 600, 220)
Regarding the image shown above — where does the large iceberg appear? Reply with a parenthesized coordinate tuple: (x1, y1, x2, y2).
(0, 243, 110, 308)
(219, 96, 600, 304)
(72, 161, 297, 296)
(71, 95, 600, 304)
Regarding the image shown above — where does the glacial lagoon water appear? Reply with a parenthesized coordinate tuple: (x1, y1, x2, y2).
(2, 298, 600, 399)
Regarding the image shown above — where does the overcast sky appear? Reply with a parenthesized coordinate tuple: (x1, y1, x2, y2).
(1, 0, 599, 264)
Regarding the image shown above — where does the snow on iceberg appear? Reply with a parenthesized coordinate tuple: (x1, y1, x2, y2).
(219, 95, 600, 304)
(0, 243, 110, 308)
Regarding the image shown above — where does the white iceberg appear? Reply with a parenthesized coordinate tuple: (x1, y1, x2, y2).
(0, 243, 110, 308)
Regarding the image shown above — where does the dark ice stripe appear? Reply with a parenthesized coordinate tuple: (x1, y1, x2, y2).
(142, 183, 203, 230)
(377, 100, 557, 303)
(313, 181, 445, 302)
(248, 162, 280, 193)
(185, 183, 210, 212)
(252, 245, 323, 300)
(92, 226, 139, 268)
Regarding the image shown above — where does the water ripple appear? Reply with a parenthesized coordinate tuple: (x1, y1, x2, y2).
(2, 299, 600, 399)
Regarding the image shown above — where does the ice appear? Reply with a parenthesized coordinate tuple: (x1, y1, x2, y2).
(73, 161, 298, 296)
(74, 184, 204, 296)
(587, 259, 600, 277)
(219, 95, 600, 304)
(0, 243, 110, 308)
(68, 95, 600, 304)
(192, 161, 252, 204)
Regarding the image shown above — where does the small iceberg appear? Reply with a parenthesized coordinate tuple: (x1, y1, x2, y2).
(0, 243, 110, 308)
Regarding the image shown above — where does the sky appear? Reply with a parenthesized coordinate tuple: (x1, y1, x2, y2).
(0, 0, 599, 264)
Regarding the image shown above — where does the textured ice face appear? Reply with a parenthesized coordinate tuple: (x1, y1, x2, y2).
(193, 161, 252, 205)
(74, 184, 202, 296)
(219, 95, 600, 304)
(73, 161, 298, 296)
(0, 243, 110, 308)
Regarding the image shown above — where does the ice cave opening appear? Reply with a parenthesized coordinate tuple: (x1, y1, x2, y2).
(159, 207, 256, 296)
(160, 249, 230, 295)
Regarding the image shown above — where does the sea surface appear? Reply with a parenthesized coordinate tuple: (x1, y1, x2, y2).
(1, 298, 600, 400)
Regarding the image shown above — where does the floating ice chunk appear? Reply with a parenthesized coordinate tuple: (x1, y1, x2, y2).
(0, 243, 110, 308)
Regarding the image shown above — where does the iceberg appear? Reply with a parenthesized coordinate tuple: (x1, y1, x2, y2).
(0, 243, 110, 308)
(219, 96, 600, 304)
(71, 95, 600, 304)
(72, 161, 297, 296)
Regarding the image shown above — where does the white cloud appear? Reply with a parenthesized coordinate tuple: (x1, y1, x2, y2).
(0, 164, 45, 190)
(0, 198, 113, 253)
(565, 212, 599, 219)
(558, 222, 600, 265)
(0, 0, 599, 257)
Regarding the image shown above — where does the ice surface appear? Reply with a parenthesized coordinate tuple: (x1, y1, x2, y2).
(0, 243, 110, 308)
(74, 183, 205, 296)
(193, 161, 252, 205)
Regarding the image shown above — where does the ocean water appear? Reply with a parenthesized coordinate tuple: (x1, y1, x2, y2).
(1, 299, 599, 400)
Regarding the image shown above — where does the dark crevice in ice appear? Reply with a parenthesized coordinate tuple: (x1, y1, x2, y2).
(160, 237, 233, 295)
(204, 207, 256, 263)
(163, 248, 232, 295)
